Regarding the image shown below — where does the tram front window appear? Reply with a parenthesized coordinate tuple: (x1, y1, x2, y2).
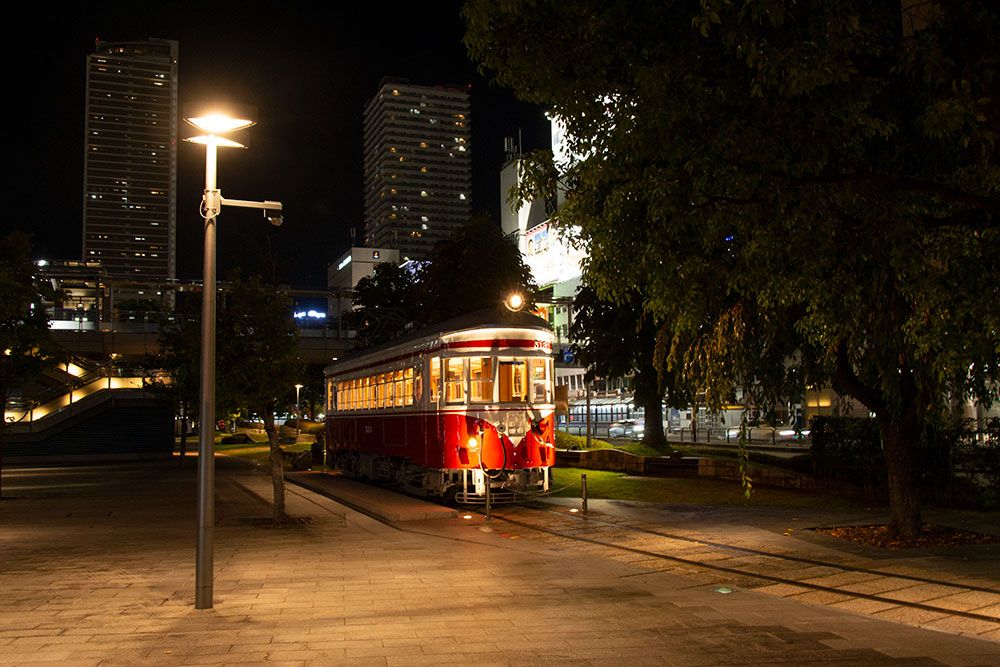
(498, 357, 551, 404)
(530, 358, 549, 403)
(470, 357, 494, 403)
(445, 358, 465, 403)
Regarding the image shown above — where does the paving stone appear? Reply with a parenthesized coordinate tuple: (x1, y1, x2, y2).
(3, 458, 1000, 666)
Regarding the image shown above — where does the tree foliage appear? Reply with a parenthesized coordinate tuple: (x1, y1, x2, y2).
(0, 232, 61, 498)
(417, 213, 537, 324)
(464, 0, 1000, 536)
(217, 272, 303, 520)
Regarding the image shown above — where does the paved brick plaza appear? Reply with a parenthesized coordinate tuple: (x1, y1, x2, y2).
(1, 458, 997, 665)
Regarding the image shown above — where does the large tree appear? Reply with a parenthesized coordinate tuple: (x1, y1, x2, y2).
(0, 232, 61, 499)
(217, 273, 303, 520)
(465, 0, 1000, 536)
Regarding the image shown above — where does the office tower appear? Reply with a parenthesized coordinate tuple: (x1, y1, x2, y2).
(83, 38, 178, 281)
(363, 79, 471, 261)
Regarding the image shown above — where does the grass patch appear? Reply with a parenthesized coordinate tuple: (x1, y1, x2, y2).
(555, 430, 675, 458)
(551, 467, 864, 509)
(215, 441, 312, 466)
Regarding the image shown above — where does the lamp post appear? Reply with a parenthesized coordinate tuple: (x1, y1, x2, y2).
(184, 103, 283, 610)
(294, 383, 304, 442)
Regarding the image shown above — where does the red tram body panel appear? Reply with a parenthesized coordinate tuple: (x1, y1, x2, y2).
(324, 309, 555, 502)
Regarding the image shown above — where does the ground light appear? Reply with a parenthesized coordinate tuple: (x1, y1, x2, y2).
(185, 102, 284, 610)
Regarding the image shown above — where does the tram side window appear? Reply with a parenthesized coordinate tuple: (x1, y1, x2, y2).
(469, 357, 494, 403)
(377, 373, 387, 408)
(392, 370, 403, 407)
(326, 379, 334, 413)
(445, 358, 465, 403)
(404, 368, 415, 406)
(498, 360, 527, 403)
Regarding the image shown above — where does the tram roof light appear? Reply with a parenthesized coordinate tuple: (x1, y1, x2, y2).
(504, 291, 526, 312)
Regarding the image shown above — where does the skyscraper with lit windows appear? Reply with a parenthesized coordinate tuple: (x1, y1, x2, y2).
(362, 78, 471, 261)
(83, 38, 178, 281)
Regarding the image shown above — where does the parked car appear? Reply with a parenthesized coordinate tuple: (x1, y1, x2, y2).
(608, 419, 644, 439)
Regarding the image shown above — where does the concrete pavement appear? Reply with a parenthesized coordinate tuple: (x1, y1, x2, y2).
(1, 458, 998, 665)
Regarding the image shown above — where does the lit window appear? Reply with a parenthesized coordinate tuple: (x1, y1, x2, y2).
(429, 358, 440, 403)
(445, 358, 465, 404)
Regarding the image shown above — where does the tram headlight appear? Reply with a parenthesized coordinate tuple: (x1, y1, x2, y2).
(467, 437, 480, 450)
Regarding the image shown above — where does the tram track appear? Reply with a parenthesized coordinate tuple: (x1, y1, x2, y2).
(492, 504, 1000, 626)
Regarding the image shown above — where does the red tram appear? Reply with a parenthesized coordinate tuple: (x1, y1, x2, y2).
(324, 308, 556, 503)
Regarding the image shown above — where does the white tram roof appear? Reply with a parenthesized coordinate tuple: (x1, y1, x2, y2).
(325, 307, 553, 378)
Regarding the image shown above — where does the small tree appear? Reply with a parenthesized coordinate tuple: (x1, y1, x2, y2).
(148, 300, 201, 466)
(217, 272, 303, 520)
(348, 215, 538, 350)
(418, 213, 537, 324)
(0, 232, 61, 499)
(571, 286, 691, 448)
(347, 262, 420, 348)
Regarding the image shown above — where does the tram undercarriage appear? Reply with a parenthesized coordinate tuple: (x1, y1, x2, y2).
(330, 448, 552, 505)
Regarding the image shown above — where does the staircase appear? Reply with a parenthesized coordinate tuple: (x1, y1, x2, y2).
(3, 357, 174, 462)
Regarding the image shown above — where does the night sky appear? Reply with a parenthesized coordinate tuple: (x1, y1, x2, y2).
(9, 2, 550, 288)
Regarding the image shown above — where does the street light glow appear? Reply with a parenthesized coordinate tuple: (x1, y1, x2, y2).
(184, 135, 247, 149)
(186, 113, 255, 134)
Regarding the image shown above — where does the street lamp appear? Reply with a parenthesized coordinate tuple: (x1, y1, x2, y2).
(294, 383, 304, 442)
(185, 102, 283, 610)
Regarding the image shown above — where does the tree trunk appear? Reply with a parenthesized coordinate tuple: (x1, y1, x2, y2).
(879, 412, 922, 538)
(263, 408, 286, 520)
(634, 368, 666, 448)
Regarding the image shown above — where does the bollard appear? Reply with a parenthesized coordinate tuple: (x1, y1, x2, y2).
(581, 473, 588, 516)
(484, 479, 491, 522)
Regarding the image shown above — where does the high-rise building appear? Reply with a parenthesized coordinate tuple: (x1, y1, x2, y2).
(83, 38, 178, 281)
(363, 79, 471, 261)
